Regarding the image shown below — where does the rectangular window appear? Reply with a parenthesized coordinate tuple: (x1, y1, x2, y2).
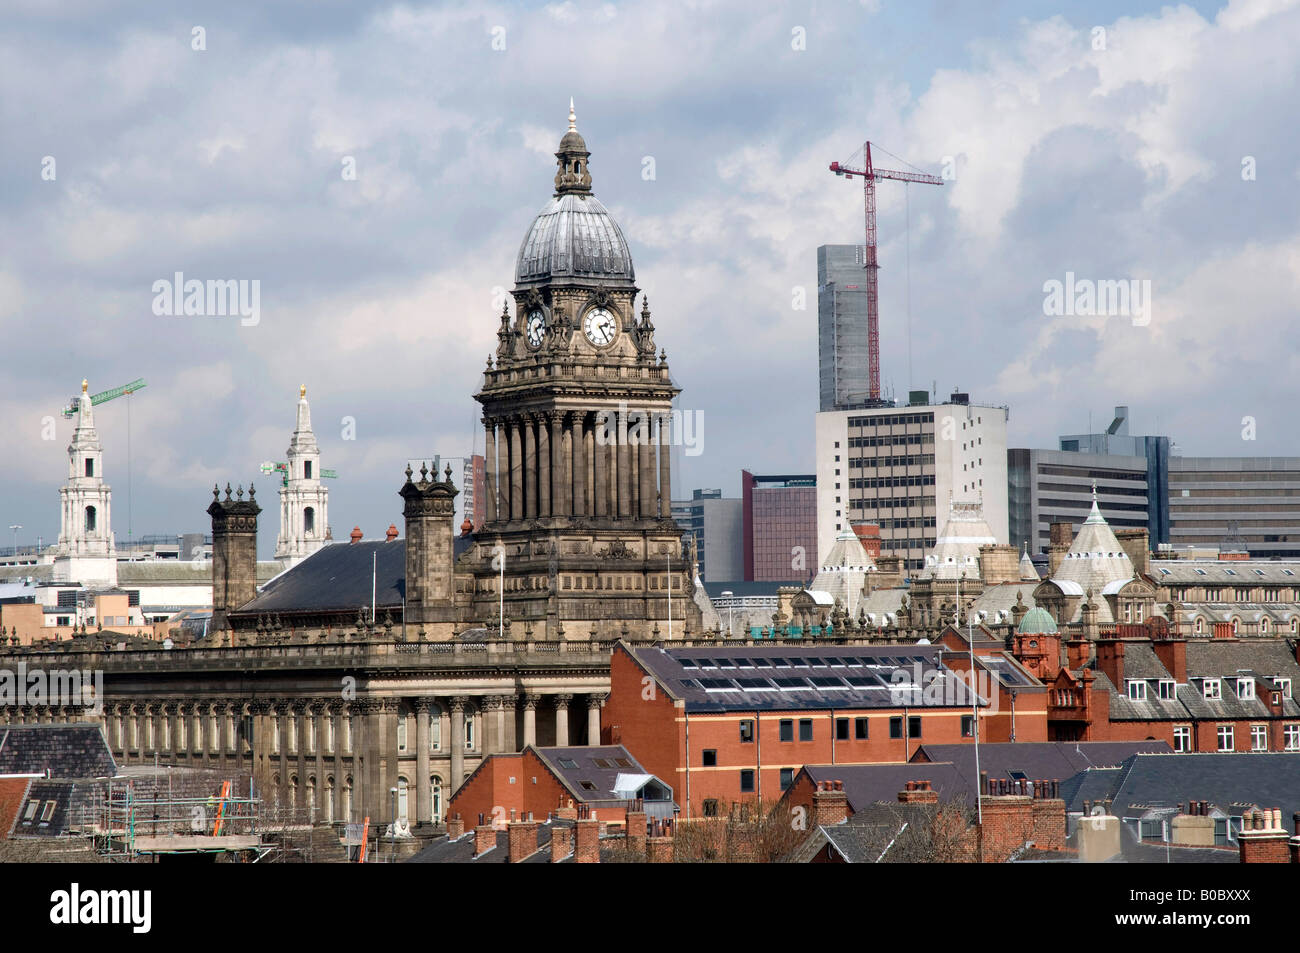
(1127, 680, 1147, 701)
(702, 749, 717, 767)
(1284, 724, 1300, 751)
(798, 719, 813, 742)
(1237, 679, 1255, 700)
(890, 716, 903, 739)
(908, 716, 921, 738)
(1158, 680, 1176, 700)
(41, 801, 56, 822)
(779, 719, 793, 742)
(23, 800, 38, 821)
(739, 769, 755, 793)
(1277, 678, 1293, 699)
(1174, 725, 1191, 752)
(1251, 724, 1267, 751)
(779, 768, 794, 791)
(835, 717, 849, 741)
(397, 716, 407, 752)
(854, 717, 868, 739)
(739, 719, 754, 743)
(1203, 679, 1221, 700)
(961, 715, 974, 738)
(305, 461, 312, 479)
(703, 799, 719, 817)
(1217, 725, 1234, 751)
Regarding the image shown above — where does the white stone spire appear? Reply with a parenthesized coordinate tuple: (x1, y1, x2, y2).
(53, 379, 117, 586)
(275, 385, 329, 566)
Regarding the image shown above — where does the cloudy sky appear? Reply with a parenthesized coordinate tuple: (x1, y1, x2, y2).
(2, 0, 1298, 556)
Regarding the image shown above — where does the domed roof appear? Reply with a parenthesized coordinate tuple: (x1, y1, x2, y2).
(1017, 606, 1058, 635)
(515, 192, 634, 284)
(515, 101, 634, 286)
(1051, 492, 1133, 596)
(925, 500, 997, 580)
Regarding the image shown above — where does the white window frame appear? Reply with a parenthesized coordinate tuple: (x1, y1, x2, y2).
(1203, 678, 1221, 700)
(1237, 678, 1255, 701)
(1217, 725, 1234, 751)
(1276, 677, 1292, 699)
(1284, 724, 1300, 751)
(1250, 724, 1268, 752)
(1127, 680, 1147, 701)
(1158, 680, 1176, 700)
(1173, 724, 1191, 752)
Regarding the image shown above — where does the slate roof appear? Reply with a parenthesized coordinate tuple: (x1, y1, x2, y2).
(531, 746, 671, 805)
(910, 741, 1171, 787)
(1078, 751, 1300, 824)
(10, 779, 78, 837)
(626, 643, 981, 713)
(801, 763, 973, 814)
(816, 801, 942, 862)
(0, 725, 116, 779)
(1149, 562, 1300, 585)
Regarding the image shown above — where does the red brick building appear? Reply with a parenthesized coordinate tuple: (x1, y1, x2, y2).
(447, 745, 673, 830)
(603, 641, 1045, 817)
(1021, 621, 1300, 752)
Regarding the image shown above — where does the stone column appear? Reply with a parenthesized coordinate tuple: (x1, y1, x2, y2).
(538, 415, 551, 518)
(572, 414, 586, 517)
(483, 696, 505, 755)
(525, 415, 538, 520)
(587, 694, 605, 746)
(593, 412, 607, 517)
(554, 694, 572, 747)
(617, 410, 631, 518)
(550, 412, 564, 516)
(522, 694, 538, 747)
(416, 699, 431, 826)
(584, 421, 596, 517)
(658, 411, 672, 518)
(484, 418, 498, 524)
(449, 696, 466, 794)
(509, 419, 524, 521)
(638, 413, 654, 518)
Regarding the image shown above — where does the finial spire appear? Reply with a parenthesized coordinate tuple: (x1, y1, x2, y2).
(300, 384, 306, 399)
(82, 379, 88, 394)
(568, 97, 576, 132)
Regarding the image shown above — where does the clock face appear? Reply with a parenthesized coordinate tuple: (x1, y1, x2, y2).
(526, 310, 545, 348)
(583, 307, 617, 346)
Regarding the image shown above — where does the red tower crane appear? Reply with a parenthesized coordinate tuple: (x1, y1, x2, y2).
(830, 142, 943, 403)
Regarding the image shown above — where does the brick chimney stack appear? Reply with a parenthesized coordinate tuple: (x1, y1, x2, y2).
(575, 806, 601, 863)
(646, 817, 674, 863)
(625, 799, 648, 855)
(1095, 637, 1126, 689)
(208, 483, 261, 637)
(550, 821, 574, 862)
(898, 779, 939, 805)
(1238, 808, 1292, 863)
(473, 823, 497, 858)
(445, 813, 465, 838)
(507, 819, 539, 863)
(811, 779, 849, 826)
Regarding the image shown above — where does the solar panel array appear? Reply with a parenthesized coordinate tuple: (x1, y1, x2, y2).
(672, 653, 941, 695)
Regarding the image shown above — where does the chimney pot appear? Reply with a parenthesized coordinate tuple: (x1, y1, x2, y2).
(350, 526, 363, 544)
(386, 523, 398, 541)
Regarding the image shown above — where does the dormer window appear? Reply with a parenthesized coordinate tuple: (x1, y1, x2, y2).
(1127, 680, 1147, 701)
(1237, 678, 1255, 700)
(1202, 678, 1221, 700)
(1276, 677, 1292, 698)
(1158, 680, 1176, 700)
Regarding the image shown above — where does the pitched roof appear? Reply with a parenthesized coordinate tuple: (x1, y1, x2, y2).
(0, 776, 34, 838)
(909, 741, 1170, 788)
(0, 725, 116, 779)
(530, 746, 669, 804)
(235, 539, 408, 615)
(626, 643, 981, 713)
(1084, 751, 1300, 823)
(407, 822, 557, 864)
(801, 763, 972, 814)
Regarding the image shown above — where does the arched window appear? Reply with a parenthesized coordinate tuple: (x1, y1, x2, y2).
(1292, 617, 1298, 634)
(397, 777, 409, 823)
(1261, 617, 1270, 634)
(343, 776, 354, 823)
(85, 506, 96, 533)
(1195, 617, 1204, 634)
(304, 507, 315, 535)
(306, 777, 317, 820)
(325, 777, 336, 823)
(431, 776, 443, 824)
(464, 708, 476, 750)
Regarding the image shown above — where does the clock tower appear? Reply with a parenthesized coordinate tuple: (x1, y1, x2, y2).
(463, 103, 700, 640)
